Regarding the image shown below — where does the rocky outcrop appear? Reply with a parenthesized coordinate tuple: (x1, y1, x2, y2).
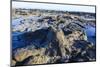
(12, 26, 95, 66)
(12, 8, 96, 66)
(69, 40, 96, 62)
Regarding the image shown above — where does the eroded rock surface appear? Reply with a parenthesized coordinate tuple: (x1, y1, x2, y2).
(12, 26, 95, 66)
(12, 8, 96, 66)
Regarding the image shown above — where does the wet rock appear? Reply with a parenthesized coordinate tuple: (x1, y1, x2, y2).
(69, 40, 96, 62)
(63, 22, 84, 32)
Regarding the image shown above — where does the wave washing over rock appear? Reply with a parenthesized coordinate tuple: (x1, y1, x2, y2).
(11, 8, 96, 66)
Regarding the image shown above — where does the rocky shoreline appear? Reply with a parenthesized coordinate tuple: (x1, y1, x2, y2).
(12, 8, 96, 66)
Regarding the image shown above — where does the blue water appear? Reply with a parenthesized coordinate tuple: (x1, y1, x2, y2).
(85, 25, 96, 37)
(12, 17, 24, 27)
(12, 16, 43, 28)
(85, 25, 96, 45)
(12, 32, 26, 49)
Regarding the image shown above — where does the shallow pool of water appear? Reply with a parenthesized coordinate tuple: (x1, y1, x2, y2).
(85, 25, 96, 45)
